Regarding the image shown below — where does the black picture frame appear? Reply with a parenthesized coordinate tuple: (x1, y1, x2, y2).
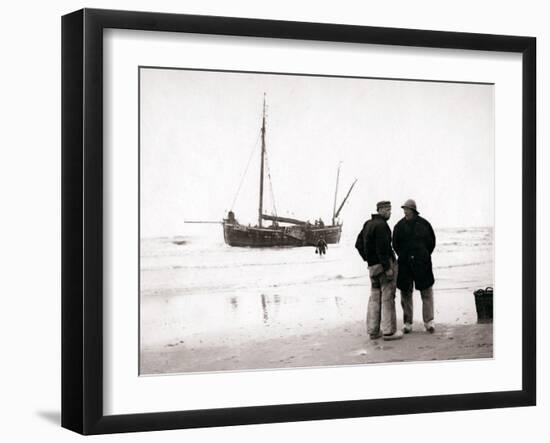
(61, 8, 536, 435)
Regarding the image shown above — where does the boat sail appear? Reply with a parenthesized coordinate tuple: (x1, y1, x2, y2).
(223, 95, 356, 247)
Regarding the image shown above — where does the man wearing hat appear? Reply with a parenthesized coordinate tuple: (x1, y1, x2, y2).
(359, 201, 403, 340)
(392, 199, 437, 333)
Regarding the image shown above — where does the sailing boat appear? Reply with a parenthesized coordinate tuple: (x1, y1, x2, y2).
(223, 95, 356, 247)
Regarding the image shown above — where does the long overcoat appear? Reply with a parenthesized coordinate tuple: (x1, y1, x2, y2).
(392, 215, 436, 291)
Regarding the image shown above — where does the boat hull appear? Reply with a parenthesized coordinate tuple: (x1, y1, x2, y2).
(223, 222, 342, 247)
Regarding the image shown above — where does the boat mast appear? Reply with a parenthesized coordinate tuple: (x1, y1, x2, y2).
(335, 179, 358, 219)
(258, 94, 266, 227)
(332, 163, 341, 225)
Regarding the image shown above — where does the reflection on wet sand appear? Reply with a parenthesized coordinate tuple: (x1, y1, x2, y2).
(334, 295, 344, 315)
(260, 293, 281, 324)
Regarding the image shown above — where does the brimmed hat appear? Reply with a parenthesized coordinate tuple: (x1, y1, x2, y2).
(401, 199, 419, 213)
(376, 200, 391, 210)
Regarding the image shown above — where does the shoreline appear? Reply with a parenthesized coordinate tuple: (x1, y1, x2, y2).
(140, 227, 493, 375)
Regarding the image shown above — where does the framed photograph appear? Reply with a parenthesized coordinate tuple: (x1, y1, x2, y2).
(62, 8, 536, 435)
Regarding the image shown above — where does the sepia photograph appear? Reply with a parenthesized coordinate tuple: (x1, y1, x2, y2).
(139, 67, 494, 375)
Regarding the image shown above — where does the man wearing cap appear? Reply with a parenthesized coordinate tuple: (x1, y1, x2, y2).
(393, 199, 437, 333)
(359, 201, 403, 340)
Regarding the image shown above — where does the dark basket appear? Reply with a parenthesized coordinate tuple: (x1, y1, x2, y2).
(474, 287, 493, 323)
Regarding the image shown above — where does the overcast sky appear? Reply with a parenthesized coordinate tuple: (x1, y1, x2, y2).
(140, 67, 494, 238)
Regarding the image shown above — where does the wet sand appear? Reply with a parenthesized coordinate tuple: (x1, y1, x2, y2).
(141, 321, 493, 375)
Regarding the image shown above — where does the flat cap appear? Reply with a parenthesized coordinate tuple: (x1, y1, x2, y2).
(376, 200, 391, 210)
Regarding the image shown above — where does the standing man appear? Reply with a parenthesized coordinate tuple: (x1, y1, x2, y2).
(316, 236, 328, 257)
(358, 201, 403, 340)
(393, 199, 436, 333)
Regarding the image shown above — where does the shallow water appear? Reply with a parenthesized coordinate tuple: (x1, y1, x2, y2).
(140, 226, 493, 350)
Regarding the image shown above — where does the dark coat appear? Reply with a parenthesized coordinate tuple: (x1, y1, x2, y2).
(392, 215, 436, 291)
(361, 214, 395, 271)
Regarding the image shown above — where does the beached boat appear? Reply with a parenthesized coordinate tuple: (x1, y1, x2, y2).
(223, 96, 356, 247)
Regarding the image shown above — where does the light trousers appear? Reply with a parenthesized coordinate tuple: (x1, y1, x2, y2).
(400, 286, 434, 327)
(367, 262, 397, 336)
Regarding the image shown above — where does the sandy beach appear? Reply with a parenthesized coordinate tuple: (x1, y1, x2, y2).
(140, 226, 493, 375)
(140, 227, 493, 375)
(141, 321, 492, 375)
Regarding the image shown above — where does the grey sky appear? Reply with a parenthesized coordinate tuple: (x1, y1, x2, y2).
(140, 67, 494, 238)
